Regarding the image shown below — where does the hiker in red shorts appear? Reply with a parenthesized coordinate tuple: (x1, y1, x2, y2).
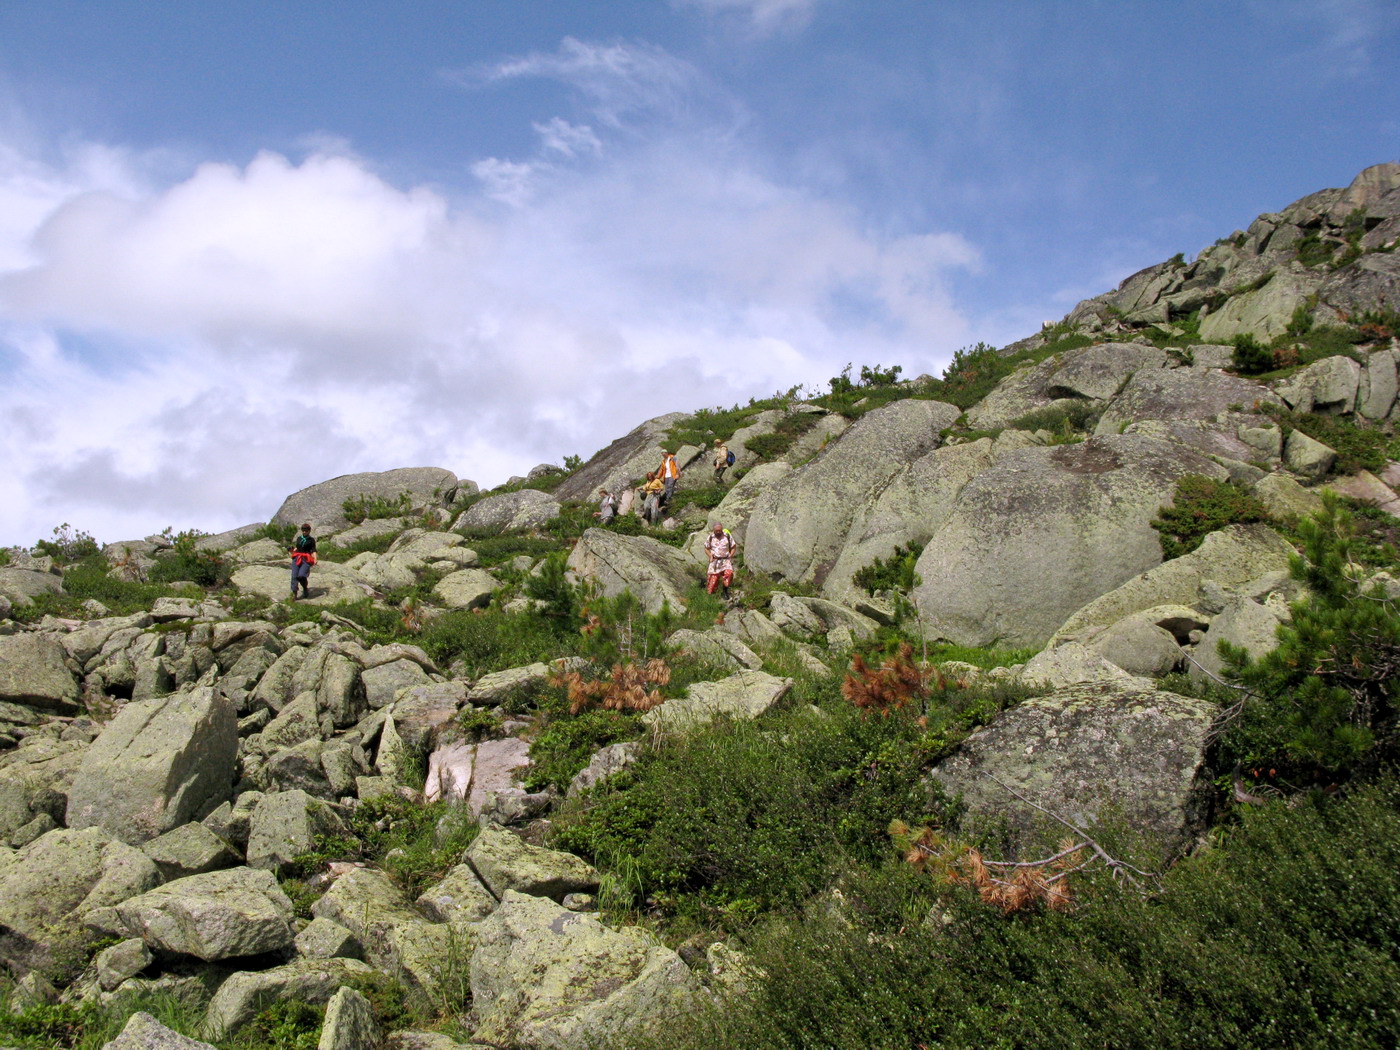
(704, 522, 737, 599)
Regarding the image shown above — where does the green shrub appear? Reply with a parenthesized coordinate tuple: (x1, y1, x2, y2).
(1008, 399, 1103, 439)
(523, 709, 641, 792)
(1220, 496, 1400, 783)
(635, 778, 1400, 1050)
(743, 410, 821, 461)
(33, 523, 100, 562)
(146, 531, 229, 588)
(852, 541, 925, 595)
(224, 998, 323, 1050)
(1230, 332, 1273, 375)
(1296, 231, 1336, 267)
(316, 531, 398, 562)
(1151, 475, 1271, 559)
(342, 490, 411, 525)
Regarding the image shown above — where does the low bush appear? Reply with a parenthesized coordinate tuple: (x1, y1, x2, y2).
(342, 491, 411, 525)
(1264, 405, 1389, 476)
(1151, 474, 1271, 559)
(523, 708, 641, 792)
(1230, 332, 1273, 375)
(1007, 399, 1103, 439)
(852, 541, 924, 595)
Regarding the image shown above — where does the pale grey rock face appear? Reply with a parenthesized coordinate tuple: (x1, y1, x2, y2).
(1252, 473, 1325, 521)
(745, 399, 959, 587)
(424, 737, 531, 815)
(104, 1011, 218, 1050)
(66, 686, 238, 844)
(319, 986, 381, 1050)
(1358, 348, 1399, 420)
(140, 822, 241, 879)
(665, 628, 762, 671)
(272, 467, 458, 532)
(1199, 265, 1317, 342)
(0, 567, 64, 608)
(566, 529, 699, 615)
(432, 568, 500, 610)
(417, 863, 499, 924)
(205, 958, 376, 1038)
(94, 937, 154, 992)
(1283, 429, 1337, 479)
(704, 460, 793, 547)
(0, 634, 81, 711)
(311, 867, 420, 944)
(968, 343, 1168, 430)
(1094, 368, 1281, 436)
(1088, 615, 1187, 678)
(245, 789, 347, 873)
(1189, 596, 1287, 684)
(293, 916, 361, 960)
(1051, 523, 1293, 644)
(1274, 354, 1362, 415)
(470, 890, 705, 1050)
(642, 670, 793, 733)
(361, 659, 432, 710)
(913, 435, 1227, 649)
(467, 824, 599, 902)
(230, 562, 373, 605)
(115, 867, 296, 961)
(554, 411, 690, 503)
(1018, 643, 1154, 692)
(452, 489, 561, 534)
(822, 438, 994, 603)
(931, 685, 1219, 853)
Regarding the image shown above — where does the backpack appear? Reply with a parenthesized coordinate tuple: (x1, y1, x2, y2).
(726, 449, 735, 466)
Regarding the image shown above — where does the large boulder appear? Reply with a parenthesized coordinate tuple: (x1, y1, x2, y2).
(1274, 355, 1362, 415)
(1198, 265, 1318, 343)
(0, 567, 64, 608)
(745, 399, 960, 587)
(1189, 596, 1287, 684)
(355, 530, 479, 591)
(453, 490, 562, 534)
(433, 568, 500, 610)
(423, 737, 531, 816)
(967, 343, 1168, 428)
(931, 685, 1219, 853)
(115, 867, 296, 961)
(246, 789, 348, 873)
(912, 435, 1227, 648)
(566, 530, 699, 615)
(271, 467, 459, 533)
(470, 891, 705, 1050)
(66, 687, 238, 844)
(1051, 523, 1295, 643)
(0, 634, 81, 711)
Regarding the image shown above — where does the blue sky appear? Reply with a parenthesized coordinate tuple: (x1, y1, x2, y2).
(1, 0, 1397, 546)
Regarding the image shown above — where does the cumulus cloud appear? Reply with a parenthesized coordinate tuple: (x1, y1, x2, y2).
(0, 36, 977, 546)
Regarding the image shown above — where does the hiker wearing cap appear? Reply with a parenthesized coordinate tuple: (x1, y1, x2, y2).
(289, 523, 317, 600)
(713, 441, 732, 485)
(704, 522, 738, 599)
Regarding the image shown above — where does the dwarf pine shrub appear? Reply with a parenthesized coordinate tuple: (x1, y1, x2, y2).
(1151, 474, 1271, 559)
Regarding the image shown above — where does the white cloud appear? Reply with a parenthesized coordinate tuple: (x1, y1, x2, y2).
(0, 39, 977, 547)
(673, 0, 828, 35)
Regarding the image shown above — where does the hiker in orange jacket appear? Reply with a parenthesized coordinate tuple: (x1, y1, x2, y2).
(657, 450, 681, 509)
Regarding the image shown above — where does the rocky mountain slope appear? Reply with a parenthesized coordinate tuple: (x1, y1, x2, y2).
(0, 165, 1398, 1049)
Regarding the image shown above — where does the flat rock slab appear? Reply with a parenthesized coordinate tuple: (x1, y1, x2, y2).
(116, 867, 296, 961)
(642, 670, 793, 733)
(931, 685, 1218, 853)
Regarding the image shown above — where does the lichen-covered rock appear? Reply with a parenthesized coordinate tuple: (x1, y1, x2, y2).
(115, 867, 296, 961)
(294, 916, 361, 960)
(452, 489, 561, 534)
(310, 867, 421, 943)
(931, 685, 1218, 852)
(1274, 354, 1362, 415)
(1189, 596, 1287, 684)
(1088, 614, 1187, 678)
(568, 742, 641, 797)
(272, 467, 458, 533)
(319, 986, 380, 1050)
(0, 634, 81, 711)
(417, 863, 498, 924)
(565, 530, 698, 615)
(140, 822, 241, 879)
(229, 562, 374, 605)
(103, 1011, 218, 1050)
(467, 824, 599, 902)
(245, 790, 348, 873)
(914, 435, 1227, 648)
(642, 670, 793, 733)
(554, 411, 689, 503)
(433, 568, 500, 610)
(470, 891, 705, 1050)
(1094, 368, 1281, 436)
(1052, 524, 1294, 643)
(205, 957, 376, 1038)
(66, 686, 238, 844)
(664, 628, 761, 671)
(1018, 643, 1154, 692)
(1283, 429, 1337, 479)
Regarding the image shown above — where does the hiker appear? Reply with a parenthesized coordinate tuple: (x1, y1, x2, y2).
(640, 471, 665, 524)
(657, 450, 680, 508)
(289, 523, 316, 600)
(713, 440, 733, 484)
(595, 488, 618, 524)
(704, 522, 738, 599)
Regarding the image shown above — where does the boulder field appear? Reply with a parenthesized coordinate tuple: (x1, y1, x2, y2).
(0, 165, 1397, 1048)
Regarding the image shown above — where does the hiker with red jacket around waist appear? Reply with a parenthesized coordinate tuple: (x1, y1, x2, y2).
(289, 523, 317, 600)
(657, 450, 680, 510)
